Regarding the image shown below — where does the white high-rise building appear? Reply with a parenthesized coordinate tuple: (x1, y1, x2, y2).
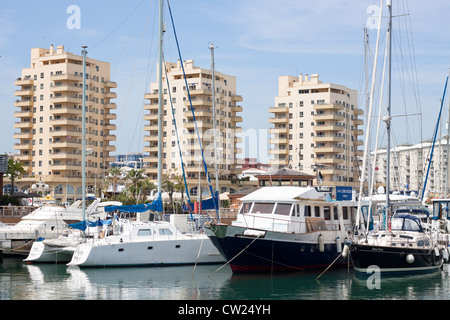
(269, 74, 364, 186)
(11, 45, 117, 202)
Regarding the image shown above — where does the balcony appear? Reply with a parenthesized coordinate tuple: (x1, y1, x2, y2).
(313, 103, 345, 111)
(14, 89, 34, 97)
(231, 116, 243, 123)
(50, 96, 81, 104)
(104, 81, 117, 88)
(50, 118, 81, 126)
(313, 135, 345, 143)
(231, 94, 243, 102)
(50, 129, 82, 138)
(51, 106, 81, 115)
(314, 157, 344, 165)
(14, 110, 33, 118)
(269, 116, 288, 124)
(105, 113, 117, 120)
(269, 148, 289, 155)
(184, 100, 212, 107)
(105, 103, 117, 110)
(269, 127, 289, 135)
(313, 146, 341, 153)
(314, 124, 342, 132)
(14, 132, 33, 139)
(14, 100, 33, 107)
(104, 92, 117, 99)
(51, 152, 81, 160)
(232, 105, 243, 113)
(15, 78, 34, 86)
(14, 121, 33, 129)
(51, 84, 81, 93)
(51, 73, 82, 82)
(269, 106, 289, 113)
(313, 113, 345, 121)
(13, 143, 32, 151)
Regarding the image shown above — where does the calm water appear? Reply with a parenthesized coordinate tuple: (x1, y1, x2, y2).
(1, 257, 450, 300)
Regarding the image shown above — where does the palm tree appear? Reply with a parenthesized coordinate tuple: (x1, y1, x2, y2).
(162, 174, 175, 209)
(138, 179, 156, 203)
(6, 158, 26, 196)
(125, 169, 145, 199)
(107, 166, 122, 198)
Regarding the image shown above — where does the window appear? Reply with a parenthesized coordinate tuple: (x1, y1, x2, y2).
(314, 206, 321, 217)
(274, 203, 292, 216)
(239, 202, 252, 214)
(343, 207, 349, 220)
(159, 229, 173, 236)
(324, 206, 331, 220)
(251, 203, 275, 214)
(138, 229, 152, 236)
(304, 205, 311, 217)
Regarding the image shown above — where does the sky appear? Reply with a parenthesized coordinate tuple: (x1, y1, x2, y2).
(1, 0, 450, 163)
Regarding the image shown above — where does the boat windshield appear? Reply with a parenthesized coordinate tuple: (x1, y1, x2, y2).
(390, 215, 423, 232)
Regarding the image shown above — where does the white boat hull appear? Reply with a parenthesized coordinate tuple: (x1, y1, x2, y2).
(24, 241, 76, 263)
(67, 234, 225, 267)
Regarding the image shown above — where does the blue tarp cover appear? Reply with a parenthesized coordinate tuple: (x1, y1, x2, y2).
(104, 194, 163, 213)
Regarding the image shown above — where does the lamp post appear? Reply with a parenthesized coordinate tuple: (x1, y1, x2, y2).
(31, 179, 50, 196)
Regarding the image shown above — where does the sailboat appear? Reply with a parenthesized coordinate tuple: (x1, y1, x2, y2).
(66, 0, 225, 268)
(345, 0, 445, 276)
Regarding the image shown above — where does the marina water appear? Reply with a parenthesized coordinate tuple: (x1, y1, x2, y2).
(2, 257, 450, 300)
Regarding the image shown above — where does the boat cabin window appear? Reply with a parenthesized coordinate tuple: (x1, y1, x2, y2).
(239, 202, 252, 215)
(334, 207, 338, 220)
(324, 206, 331, 220)
(159, 229, 173, 236)
(295, 204, 301, 217)
(343, 207, 349, 220)
(314, 206, 321, 218)
(251, 202, 275, 214)
(274, 203, 292, 216)
(304, 205, 311, 217)
(138, 229, 152, 236)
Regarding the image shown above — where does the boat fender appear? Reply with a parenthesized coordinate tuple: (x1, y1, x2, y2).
(318, 234, 325, 253)
(435, 247, 440, 257)
(441, 248, 449, 262)
(342, 245, 349, 259)
(336, 237, 342, 253)
(406, 254, 415, 264)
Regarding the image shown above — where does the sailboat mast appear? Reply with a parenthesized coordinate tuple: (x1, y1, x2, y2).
(447, 72, 450, 197)
(157, 0, 164, 195)
(82, 46, 87, 221)
(385, 0, 392, 215)
(210, 43, 220, 207)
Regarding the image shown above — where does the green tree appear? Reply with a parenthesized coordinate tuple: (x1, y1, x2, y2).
(107, 167, 122, 198)
(6, 158, 26, 196)
(125, 169, 145, 199)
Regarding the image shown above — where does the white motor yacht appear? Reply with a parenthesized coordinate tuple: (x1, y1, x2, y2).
(0, 199, 104, 256)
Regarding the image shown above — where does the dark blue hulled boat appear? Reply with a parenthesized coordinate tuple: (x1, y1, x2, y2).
(347, 213, 444, 276)
(204, 186, 358, 273)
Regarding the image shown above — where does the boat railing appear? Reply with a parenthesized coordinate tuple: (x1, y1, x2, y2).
(238, 214, 352, 233)
(0, 206, 35, 219)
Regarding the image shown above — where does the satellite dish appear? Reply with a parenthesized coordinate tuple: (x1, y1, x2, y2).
(377, 186, 385, 194)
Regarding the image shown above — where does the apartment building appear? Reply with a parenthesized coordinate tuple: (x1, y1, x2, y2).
(11, 45, 117, 202)
(269, 74, 364, 186)
(370, 140, 450, 197)
(143, 60, 244, 196)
